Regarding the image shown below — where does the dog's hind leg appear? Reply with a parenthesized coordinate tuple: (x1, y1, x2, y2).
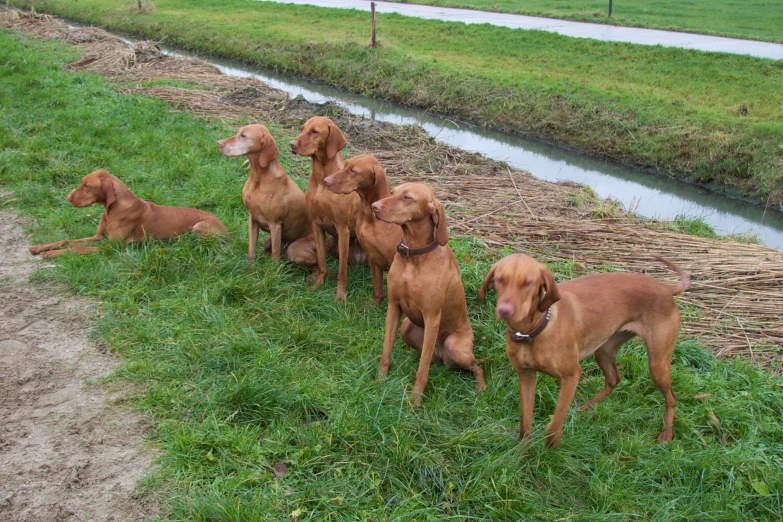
(641, 314, 680, 442)
(580, 331, 635, 411)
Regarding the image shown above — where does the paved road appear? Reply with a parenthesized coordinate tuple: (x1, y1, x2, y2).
(257, 0, 783, 60)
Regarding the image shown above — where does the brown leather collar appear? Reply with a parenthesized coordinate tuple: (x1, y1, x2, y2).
(507, 307, 552, 343)
(397, 238, 440, 258)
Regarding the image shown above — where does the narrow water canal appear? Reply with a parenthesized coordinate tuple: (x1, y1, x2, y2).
(103, 28, 783, 249)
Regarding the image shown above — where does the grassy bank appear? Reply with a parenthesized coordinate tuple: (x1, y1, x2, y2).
(388, 0, 783, 43)
(9, 0, 783, 209)
(3, 28, 783, 520)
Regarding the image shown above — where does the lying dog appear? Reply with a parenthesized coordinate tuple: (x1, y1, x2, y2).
(29, 169, 226, 258)
(372, 182, 485, 406)
(218, 124, 316, 268)
(478, 254, 689, 447)
(324, 154, 400, 304)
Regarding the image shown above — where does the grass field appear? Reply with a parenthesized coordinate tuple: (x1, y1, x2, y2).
(9, 0, 783, 210)
(388, 0, 783, 43)
(3, 28, 783, 520)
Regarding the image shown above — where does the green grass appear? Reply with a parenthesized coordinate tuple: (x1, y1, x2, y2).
(3, 29, 783, 520)
(9, 0, 783, 209)
(387, 0, 783, 43)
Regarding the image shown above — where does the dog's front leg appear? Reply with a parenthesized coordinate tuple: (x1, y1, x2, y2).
(335, 224, 351, 302)
(248, 216, 260, 261)
(518, 369, 537, 444)
(310, 221, 327, 289)
(40, 245, 100, 258)
(268, 222, 282, 260)
(378, 300, 402, 380)
(370, 261, 384, 305)
(545, 371, 580, 448)
(31, 215, 106, 255)
(411, 311, 442, 408)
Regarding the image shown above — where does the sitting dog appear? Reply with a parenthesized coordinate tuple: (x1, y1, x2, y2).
(218, 124, 316, 268)
(324, 154, 400, 304)
(290, 116, 365, 302)
(478, 254, 690, 447)
(372, 182, 485, 407)
(29, 169, 226, 258)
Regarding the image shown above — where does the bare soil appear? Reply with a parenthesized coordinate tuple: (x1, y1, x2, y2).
(0, 210, 157, 522)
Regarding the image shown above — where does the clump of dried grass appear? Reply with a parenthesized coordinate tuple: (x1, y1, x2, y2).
(2, 6, 781, 367)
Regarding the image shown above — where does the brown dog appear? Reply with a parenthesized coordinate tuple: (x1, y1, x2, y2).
(478, 254, 690, 447)
(324, 154, 400, 304)
(372, 182, 485, 407)
(218, 124, 316, 268)
(29, 169, 227, 258)
(290, 116, 364, 302)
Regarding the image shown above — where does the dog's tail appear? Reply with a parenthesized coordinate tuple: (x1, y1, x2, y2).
(654, 256, 690, 295)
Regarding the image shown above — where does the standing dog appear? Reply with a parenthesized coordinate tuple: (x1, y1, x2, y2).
(218, 124, 316, 268)
(324, 154, 400, 304)
(478, 254, 689, 447)
(29, 169, 226, 258)
(372, 182, 485, 407)
(290, 116, 364, 302)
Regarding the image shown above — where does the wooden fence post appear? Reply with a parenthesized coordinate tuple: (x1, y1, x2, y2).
(371, 2, 377, 47)
(608, 0, 613, 18)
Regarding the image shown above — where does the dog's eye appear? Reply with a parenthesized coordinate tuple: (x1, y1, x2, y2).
(240, 133, 246, 138)
(402, 194, 412, 200)
(496, 277, 505, 285)
(311, 130, 319, 134)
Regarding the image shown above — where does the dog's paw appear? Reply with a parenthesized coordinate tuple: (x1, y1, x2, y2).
(40, 249, 63, 259)
(544, 430, 562, 448)
(308, 273, 325, 288)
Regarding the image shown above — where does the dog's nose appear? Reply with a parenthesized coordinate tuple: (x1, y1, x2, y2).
(324, 176, 333, 187)
(289, 139, 298, 151)
(371, 202, 381, 214)
(496, 303, 514, 319)
(66, 192, 73, 202)
(217, 139, 225, 148)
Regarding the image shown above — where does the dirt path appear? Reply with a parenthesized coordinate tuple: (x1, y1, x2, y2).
(0, 210, 157, 521)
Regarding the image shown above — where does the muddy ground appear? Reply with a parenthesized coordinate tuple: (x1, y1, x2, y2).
(0, 210, 157, 521)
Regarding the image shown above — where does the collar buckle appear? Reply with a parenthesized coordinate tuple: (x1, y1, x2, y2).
(397, 240, 411, 258)
(508, 307, 552, 343)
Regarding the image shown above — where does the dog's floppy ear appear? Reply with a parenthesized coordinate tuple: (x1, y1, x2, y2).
(370, 158, 380, 185)
(100, 170, 116, 208)
(537, 264, 561, 312)
(325, 121, 347, 159)
(478, 262, 498, 301)
(430, 201, 449, 246)
(257, 133, 280, 168)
